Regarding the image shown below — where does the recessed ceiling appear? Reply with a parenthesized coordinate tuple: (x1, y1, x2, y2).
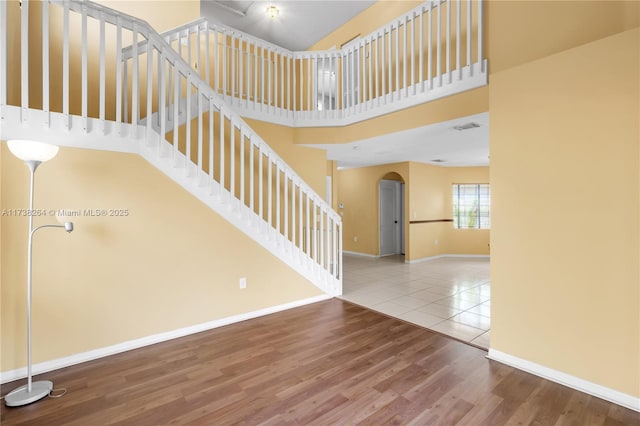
(302, 113, 490, 169)
(200, 0, 377, 51)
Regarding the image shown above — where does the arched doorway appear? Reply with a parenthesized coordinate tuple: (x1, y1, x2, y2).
(379, 172, 405, 256)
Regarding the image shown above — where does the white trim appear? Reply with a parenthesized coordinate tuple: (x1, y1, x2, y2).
(487, 349, 640, 412)
(343, 250, 379, 258)
(406, 254, 490, 264)
(0, 294, 332, 385)
(405, 254, 446, 264)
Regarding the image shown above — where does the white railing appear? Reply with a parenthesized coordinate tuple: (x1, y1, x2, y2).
(125, 0, 486, 127)
(0, 0, 342, 295)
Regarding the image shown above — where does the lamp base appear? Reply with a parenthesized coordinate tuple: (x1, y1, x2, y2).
(4, 380, 53, 407)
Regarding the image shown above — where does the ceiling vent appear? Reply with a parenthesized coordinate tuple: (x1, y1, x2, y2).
(453, 122, 480, 131)
(431, 159, 446, 163)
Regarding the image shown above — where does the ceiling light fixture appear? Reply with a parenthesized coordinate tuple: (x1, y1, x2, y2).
(266, 4, 279, 19)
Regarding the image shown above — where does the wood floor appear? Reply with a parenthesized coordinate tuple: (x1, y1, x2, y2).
(1, 300, 637, 425)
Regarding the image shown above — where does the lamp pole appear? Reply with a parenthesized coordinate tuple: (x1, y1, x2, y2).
(25, 160, 40, 396)
(5, 141, 73, 407)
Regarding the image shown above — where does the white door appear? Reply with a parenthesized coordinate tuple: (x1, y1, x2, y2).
(380, 179, 402, 256)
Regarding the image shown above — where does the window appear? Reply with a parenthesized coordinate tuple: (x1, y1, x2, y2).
(453, 184, 490, 229)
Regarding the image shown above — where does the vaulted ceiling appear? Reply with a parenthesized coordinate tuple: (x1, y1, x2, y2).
(201, 0, 376, 51)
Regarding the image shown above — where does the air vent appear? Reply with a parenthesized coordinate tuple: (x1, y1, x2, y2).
(453, 122, 480, 131)
(431, 159, 446, 163)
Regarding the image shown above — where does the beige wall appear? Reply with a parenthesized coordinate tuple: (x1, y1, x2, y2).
(337, 162, 489, 259)
(1, 146, 322, 371)
(490, 27, 639, 397)
(485, 0, 639, 75)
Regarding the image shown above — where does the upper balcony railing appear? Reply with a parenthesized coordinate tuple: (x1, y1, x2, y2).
(123, 0, 487, 127)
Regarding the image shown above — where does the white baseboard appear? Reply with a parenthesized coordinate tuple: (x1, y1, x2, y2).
(406, 254, 490, 264)
(487, 349, 640, 412)
(343, 251, 379, 258)
(0, 294, 332, 385)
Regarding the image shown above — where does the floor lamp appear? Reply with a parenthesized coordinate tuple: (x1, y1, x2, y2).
(4, 140, 74, 407)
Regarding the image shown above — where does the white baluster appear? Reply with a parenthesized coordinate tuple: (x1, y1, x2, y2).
(209, 96, 214, 190)
(387, 28, 392, 102)
(307, 57, 311, 113)
(280, 53, 284, 114)
(20, 0, 28, 124)
(260, 46, 265, 110)
(132, 23, 139, 129)
(230, 119, 235, 200)
(63, 1, 69, 128)
(419, 7, 424, 92)
(42, 1, 49, 127)
(173, 69, 179, 164)
(467, 0, 471, 69)
(428, 3, 432, 90)
(81, 5, 88, 131)
(292, 181, 297, 249)
(411, 13, 415, 94)
(259, 144, 263, 220)
(250, 137, 255, 214)
(115, 18, 122, 127)
(98, 14, 106, 130)
(478, 0, 484, 72)
(231, 34, 236, 99)
(437, 1, 441, 87)
(186, 73, 192, 170)
(287, 55, 291, 115)
(0, 0, 6, 109)
(240, 127, 245, 207)
(284, 172, 289, 243)
(198, 89, 203, 174)
(159, 50, 166, 153)
(146, 41, 153, 142)
(403, 16, 408, 96)
(276, 162, 280, 234)
(395, 23, 400, 98)
(222, 31, 227, 97)
(320, 207, 324, 269)
(205, 23, 210, 85)
(219, 106, 225, 193)
(268, 154, 273, 229)
(213, 28, 219, 93)
(456, 0, 461, 80)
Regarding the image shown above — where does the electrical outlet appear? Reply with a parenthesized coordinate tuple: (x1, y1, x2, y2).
(354, 236, 358, 242)
(434, 239, 439, 245)
(239, 277, 247, 289)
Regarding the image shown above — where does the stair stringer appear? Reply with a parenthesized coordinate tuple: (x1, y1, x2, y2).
(138, 130, 342, 297)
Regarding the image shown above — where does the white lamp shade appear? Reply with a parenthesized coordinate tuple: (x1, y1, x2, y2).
(7, 140, 59, 162)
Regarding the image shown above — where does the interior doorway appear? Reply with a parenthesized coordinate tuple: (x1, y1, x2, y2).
(379, 178, 405, 256)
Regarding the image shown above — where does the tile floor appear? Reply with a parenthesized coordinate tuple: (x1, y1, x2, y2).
(339, 254, 491, 349)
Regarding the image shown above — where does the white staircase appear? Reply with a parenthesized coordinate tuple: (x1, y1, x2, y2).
(0, 0, 342, 296)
